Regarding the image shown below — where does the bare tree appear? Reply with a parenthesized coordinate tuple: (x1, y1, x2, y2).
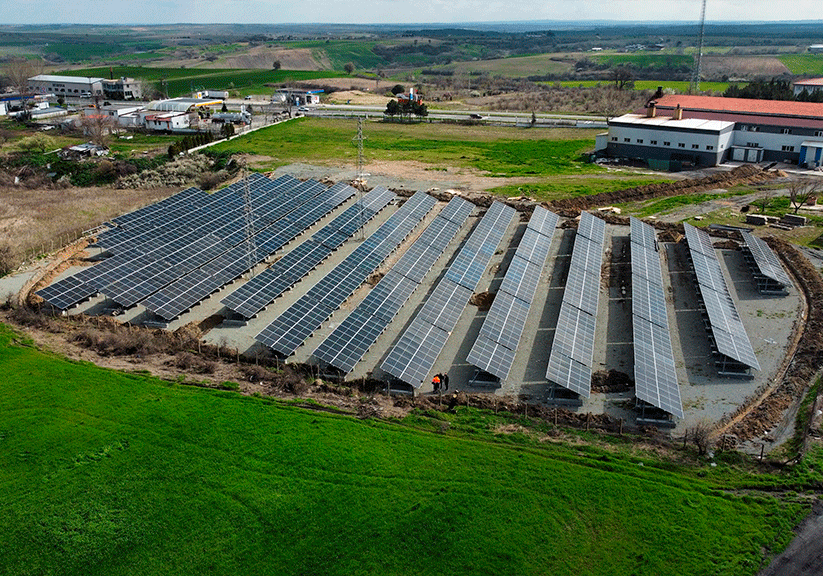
(752, 189, 775, 214)
(3, 57, 42, 95)
(686, 421, 713, 456)
(77, 110, 117, 147)
(789, 179, 822, 214)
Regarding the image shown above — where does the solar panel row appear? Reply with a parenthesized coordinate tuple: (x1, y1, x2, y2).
(221, 187, 396, 319)
(740, 231, 792, 288)
(256, 191, 438, 357)
(142, 183, 358, 320)
(545, 212, 606, 398)
(629, 217, 683, 419)
(466, 207, 559, 381)
(37, 174, 309, 310)
(684, 223, 760, 370)
(312, 197, 475, 373)
(381, 201, 516, 387)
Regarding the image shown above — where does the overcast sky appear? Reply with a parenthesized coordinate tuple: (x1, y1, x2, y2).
(3, 0, 821, 25)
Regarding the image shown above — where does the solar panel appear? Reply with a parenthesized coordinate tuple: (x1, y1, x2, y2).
(741, 231, 792, 288)
(546, 351, 592, 398)
(526, 206, 559, 238)
(312, 308, 385, 374)
(632, 279, 669, 328)
(577, 212, 606, 244)
(569, 235, 603, 274)
(630, 240, 664, 286)
(562, 264, 600, 315)
(685, 223, 760, 370)
(356, 271, 419, 322)
(438, 196, 475, 224)
(379, 202, 514, 386)
(633, 319, 683, 418)
(256, 296, 335, 356)
(630, 216, 658, 249)
(381, 316, 451, 386)
(466, 336, 517, 380)
(514, 228, 552, 266)
(478, 291, 530, 351)
(498, 256, 542, 302)
(36, 275, 97, 310)
(417, 279, 474, 331)
(257, 191, 435, 356)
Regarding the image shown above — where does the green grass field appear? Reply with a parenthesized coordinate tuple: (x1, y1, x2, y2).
(542, 80, 739, 93)
(779, 54, 823, 76)
(210, 117, 606, 177)
(0, 321, 811, 575)
(60, 67, 346, 98)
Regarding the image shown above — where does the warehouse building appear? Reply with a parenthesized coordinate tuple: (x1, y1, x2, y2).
(28, 74, 104, 97)
(602, 95, 823, 169)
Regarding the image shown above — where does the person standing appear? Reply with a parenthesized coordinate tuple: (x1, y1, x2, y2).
(442, 373, 449, 391)
(432, 374, 441, 393)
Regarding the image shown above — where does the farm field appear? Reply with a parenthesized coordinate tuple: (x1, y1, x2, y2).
(60, 66, 347, 98)
(779, 54, 823, 76)
(0, 322, 810, 576)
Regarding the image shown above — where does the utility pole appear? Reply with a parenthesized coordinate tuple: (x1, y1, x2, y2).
(242, 161, 258, 277)
(352, 118, 367, 240)
(690, 0, 707, 94)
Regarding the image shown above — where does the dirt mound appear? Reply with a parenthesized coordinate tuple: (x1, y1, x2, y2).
(722, 236, 823, 442)
(591, 369, 634, 393)
(470, 291, 495, 311)
(548, 165, 776, 215)
(713, 239, 740, 250)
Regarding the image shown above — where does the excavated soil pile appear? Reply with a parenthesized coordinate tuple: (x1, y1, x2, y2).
(470, 291, 495, 311)
(727, 237, 823, 441)
(548, 165, 775, 215)
(591, 369, 634, 393)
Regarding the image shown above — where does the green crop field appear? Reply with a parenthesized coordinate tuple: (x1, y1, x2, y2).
(590, 53, 694, 70)
(0, 321, 811, 575)
(779, 54, 823, 76)
(287, 40, 386, 70)
(61, 67, 346, 98)
(490, 175, 672, 202)
(210, 117, 605, 177)
(542, 80, 738, 93)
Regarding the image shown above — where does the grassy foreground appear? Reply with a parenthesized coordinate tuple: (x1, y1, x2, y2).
(0, 322, 809, 576)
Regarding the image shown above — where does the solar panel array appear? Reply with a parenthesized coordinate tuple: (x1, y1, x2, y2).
(256, 191, 438, 357)
(740, 231, 792, 288)
(381, 201, 516, 386)
(220, 186, 395, 319)
(466, 207, 559, 381)
(312, 197, 475, 373)
(684, 223, 760, 370)
(38, 175, 353, 317)
(629, 217, 683, 419)
(141, 183, 357, 320)
(545, 212, 606, 398)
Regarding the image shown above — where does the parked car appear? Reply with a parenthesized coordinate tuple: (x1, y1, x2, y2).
(80, 91, 92, 98)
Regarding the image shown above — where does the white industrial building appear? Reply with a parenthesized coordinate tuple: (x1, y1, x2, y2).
(793, 78, 823, 97)
(28, 74, 104, 97)
(602, 94, 823, 169)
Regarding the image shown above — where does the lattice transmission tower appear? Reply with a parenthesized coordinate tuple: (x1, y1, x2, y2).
(352, 118, 367, 240)
(690, 0, 708, 94)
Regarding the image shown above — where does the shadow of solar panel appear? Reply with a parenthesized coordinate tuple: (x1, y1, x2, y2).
(36, 276, 97, 310)
(313, 308, 386, 373)
(546, 352, 591, 398)
(381, 316, 451, 386)
(478, 291, 530, 351)
(466, 335, 517, 381)
(526, 206, 559, 238)
(417, 279, 473, 331)
(742, 231, 792, 287)
(551, 305, 596, 366)
(632, 279, 669, 328)
(358, 272, 418, 322)
(577, 212, 606, 244)
(684, 223, 716, 256)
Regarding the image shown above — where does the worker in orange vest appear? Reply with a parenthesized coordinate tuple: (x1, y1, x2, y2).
(432, 374, 441, 393)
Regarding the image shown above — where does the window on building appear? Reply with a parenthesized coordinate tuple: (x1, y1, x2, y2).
(707, 145, 714, 150)
(815, 131, 823, 137)
(782, 128, 791, 134)
(663, 141, 671, 146)
(692, 144, 700, 149)
(747, 142, 759, 148)
(650, 140, 657, 145)
(624, 138, 630, 142)
(678, 143, 685, 148)
(637, 139, 643, 144)
(611, 136, 617, 141)
(782, 145, 795, 152)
